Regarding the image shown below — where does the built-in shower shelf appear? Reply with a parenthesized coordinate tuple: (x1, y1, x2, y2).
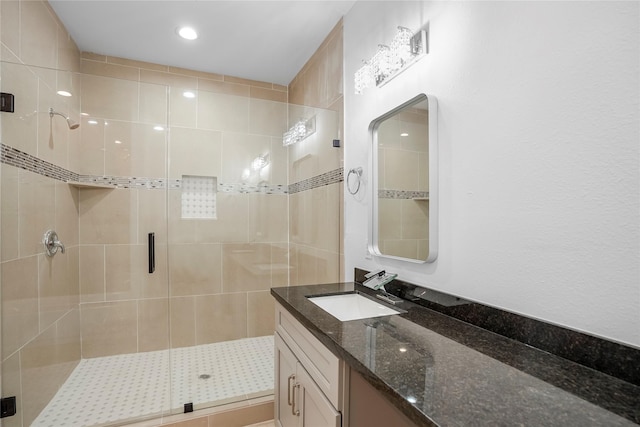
(412, 197, 429, 201)
(67, 181, 116, 189)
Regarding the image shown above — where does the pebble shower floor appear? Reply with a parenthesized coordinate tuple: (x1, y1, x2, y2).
(32, 336, 274, 427)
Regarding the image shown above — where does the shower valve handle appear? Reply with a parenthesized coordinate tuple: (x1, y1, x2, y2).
(43, 230, 65, 257)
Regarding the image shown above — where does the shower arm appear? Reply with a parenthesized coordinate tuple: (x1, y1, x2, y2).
(49, 107, 79, 129)
(49, 107, 69, 120)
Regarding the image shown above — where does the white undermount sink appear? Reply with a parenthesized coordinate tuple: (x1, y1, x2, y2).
(307, 293, 401, 321)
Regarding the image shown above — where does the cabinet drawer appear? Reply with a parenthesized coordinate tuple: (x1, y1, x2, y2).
(276, 302, 342, 409)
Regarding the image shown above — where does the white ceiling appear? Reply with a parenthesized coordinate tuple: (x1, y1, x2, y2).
(49, 0, 355, 86)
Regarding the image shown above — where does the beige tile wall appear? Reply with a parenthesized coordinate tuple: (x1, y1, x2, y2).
(378, 108, 429, 193)
(1, 2, 289, 424)
(1, 2, 82, 425)
(378, 199, 429, 260)
(288, 20, 343, 112)
(0, 133, 79, 427)
(287, 19, 344, 285)
(77, 54, 288, 355)
(376, 107, 430, 260)
(287, 105, 341, 184)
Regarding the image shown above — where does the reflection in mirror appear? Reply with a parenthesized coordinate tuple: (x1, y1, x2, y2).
(370, 94, 438, 262)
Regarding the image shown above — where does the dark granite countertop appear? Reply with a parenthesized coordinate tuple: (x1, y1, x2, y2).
(271, 283, 640, 427)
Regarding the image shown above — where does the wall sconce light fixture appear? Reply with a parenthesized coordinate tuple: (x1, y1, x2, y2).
(283, 116, 316, 146)
(354, 26, 428, 95)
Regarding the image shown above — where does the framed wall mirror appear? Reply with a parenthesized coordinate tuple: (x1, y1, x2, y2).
(369, 94, 438, 263)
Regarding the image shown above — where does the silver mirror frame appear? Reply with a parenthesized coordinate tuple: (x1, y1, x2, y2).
(368, 94, 438, 263)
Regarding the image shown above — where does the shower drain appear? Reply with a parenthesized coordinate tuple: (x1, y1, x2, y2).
(199, 374, 211, 380)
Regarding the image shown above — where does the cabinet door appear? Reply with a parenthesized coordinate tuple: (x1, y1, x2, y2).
(275, 333, 300, 427)
(297, 363, 341, 427)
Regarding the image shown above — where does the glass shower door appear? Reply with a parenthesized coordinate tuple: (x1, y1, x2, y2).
(287, 103, 342, 287)
(163, 87, 342, 412)
(165, 87, 285, 412)
(0, 62, 173, 426)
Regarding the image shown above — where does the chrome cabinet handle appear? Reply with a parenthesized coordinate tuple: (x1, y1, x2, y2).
(287, 374, 295, 406)
(291, 383, 300, 416)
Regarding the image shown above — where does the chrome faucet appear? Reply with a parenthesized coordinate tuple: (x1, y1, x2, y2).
(362, 270, 403, 305)
(362, 270, 398, 292)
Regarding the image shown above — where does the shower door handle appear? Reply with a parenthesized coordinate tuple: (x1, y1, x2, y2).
(148, 232, 155, 274)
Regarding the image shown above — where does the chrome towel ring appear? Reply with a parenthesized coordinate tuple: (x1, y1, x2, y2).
(347, 167, 363, 195)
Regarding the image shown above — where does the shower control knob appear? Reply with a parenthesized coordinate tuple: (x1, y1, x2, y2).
(43, 230, 66, 257)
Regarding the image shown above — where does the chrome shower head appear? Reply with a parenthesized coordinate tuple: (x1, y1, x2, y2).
(49, 107, 79, 130)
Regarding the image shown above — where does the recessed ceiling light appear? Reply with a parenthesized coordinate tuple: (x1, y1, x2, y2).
(57, 90, 72, 97)
(183, 91, 196, 99)
(114, 140, 122, 144)
(177, 26, 198, 40)
(400, 132, 409, 137)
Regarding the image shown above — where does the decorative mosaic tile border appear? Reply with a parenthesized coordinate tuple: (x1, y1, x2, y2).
(218, 182, 288, 195)
(72, 173, 289, 194)
(1, 144, 79, 182)
(288, 168, 343, 194)
(77, 175, 168, 189)
(378, 189, 429, 199)
(2, 143, 340, 196)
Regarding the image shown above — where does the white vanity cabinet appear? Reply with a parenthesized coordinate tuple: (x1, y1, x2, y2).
(275, 303, 344, 427)
(276, 334, 341, 427)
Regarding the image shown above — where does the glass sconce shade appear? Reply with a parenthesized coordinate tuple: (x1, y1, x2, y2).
(354, 26, 428, 94)
(283, 116, 316, 146)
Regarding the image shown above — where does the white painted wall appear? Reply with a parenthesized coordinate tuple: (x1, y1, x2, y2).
(343, 1, 640, 347)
